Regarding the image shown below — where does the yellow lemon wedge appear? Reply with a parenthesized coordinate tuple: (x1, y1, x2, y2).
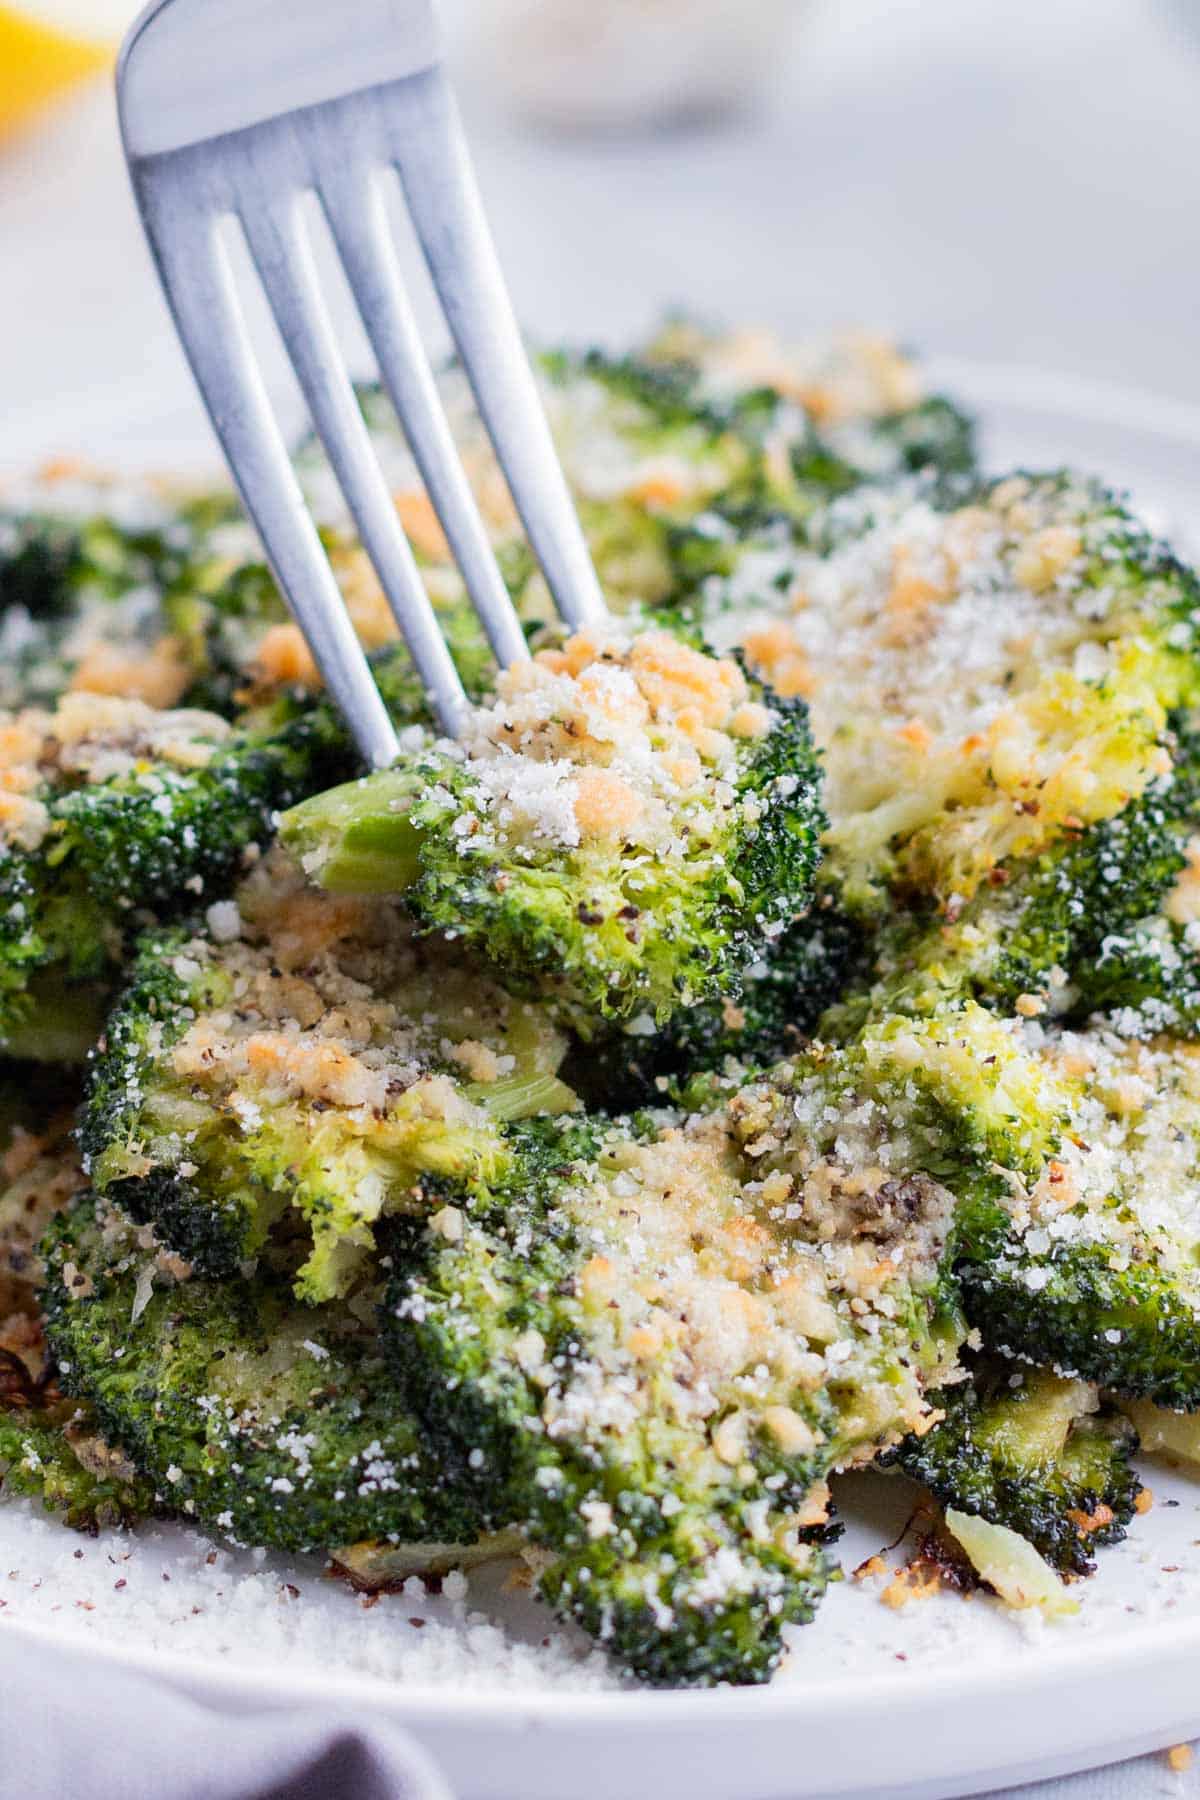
(0, 2, 131, 136)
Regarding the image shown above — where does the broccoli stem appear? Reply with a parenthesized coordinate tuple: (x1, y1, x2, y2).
(464, 1065, 577, 1122)
(283, 770, 424, 894)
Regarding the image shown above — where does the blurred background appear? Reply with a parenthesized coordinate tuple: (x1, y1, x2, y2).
(1, 0, 1198, 469)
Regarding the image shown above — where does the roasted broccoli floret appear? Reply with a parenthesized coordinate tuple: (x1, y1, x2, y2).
(299, 330, 973, 635)
(540, 340, 970, 559)
(297, 353, 762, 624)
(0, 481, 331, 718)
(704, 472, 1200, 915)
(0, 463, 498, 722)
(534, 349, 771, 604)
(550, 337, 973, 605)
(1050, 728, 1200, 1033)
(202, 529, 496, 717)
(766, 1002, 1200, 1411)
(0, 480, 223, 711)
(828, 760, 1200, 1035)
(892, 1365, 1142, 1575)
(1068, 917, 1200, 1036)
(0, 612, 500, 1062)
(852, 396, 977, 484)
(0, 474, 379, 713)
(944, 776, 1195, 1014)
(0, 687, 345, 1057)
(284, 627, 825, 1031)
(82, 849, 576, 1304)
(41, 1192, 483, 1554)
(744, 1003, 1200, 1411)
(382, 1048, 961, 1685)
(951, 1024, 1200, 1406)
(643, 322, 976, 517)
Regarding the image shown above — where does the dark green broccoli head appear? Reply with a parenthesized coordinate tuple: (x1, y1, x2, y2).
(891, 1364, 1142, 1575)
(0, 463, 499, 719)
(960, 1234, 1200, 1412)
(0, 476, 444, 715)
(0, 482, 340, 719)
(1049, 718, 1200, 1031)
(41, 1192, 483, 1554)
(702, 472, 1200, 914)
(285, 628, 825, 1032)
(540, 336, 955, 555)
(382, 1061, 962, 1685)
(539, 343, 767, 449)
(1066, 918, 1200, 1036)
(972, 778, 1193, 1012)
(0, 504, 132, 624)
(731, 999, 1200, 1412)
(144, 495, 439, 719)
(780, 395, 975, 511)
(864, 395, 977, 481)
(538, 1532, 827, 1690)
(0, 1384, 157, 1532)
(82, 848, 575, 1303)
(794, 1003, 1068, 1188)
(0, 1082, 154, 1534)
(567, 903, 869, 1111)
(536, 348, 768, 566)
(949, 1023, 1200, 1407)
(649, 400, 974, 616)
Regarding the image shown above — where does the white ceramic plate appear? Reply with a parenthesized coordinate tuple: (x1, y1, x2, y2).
(4, 365, 1200, 1800)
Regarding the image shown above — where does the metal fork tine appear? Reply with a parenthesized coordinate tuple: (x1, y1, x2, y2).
(134, 165, 402, 770)
(311, 117, 529, 673)
(386, 66, 608, 635)
(236, 153, 470, 741)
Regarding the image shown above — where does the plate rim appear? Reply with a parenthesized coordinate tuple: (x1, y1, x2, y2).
(6, 1581, 1200, 1723)
(6, 358, 1200, 1796)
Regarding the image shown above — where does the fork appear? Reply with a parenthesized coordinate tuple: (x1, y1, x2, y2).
(117, 0, 607, 768)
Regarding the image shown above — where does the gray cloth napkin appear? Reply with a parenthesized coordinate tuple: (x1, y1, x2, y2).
(0, 1634, 454, 1800)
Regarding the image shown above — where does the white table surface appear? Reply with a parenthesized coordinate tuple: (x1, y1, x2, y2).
(1, 0, 1200, 1793)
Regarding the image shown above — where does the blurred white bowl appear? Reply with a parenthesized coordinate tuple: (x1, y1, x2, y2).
(456, 0, 801, 131)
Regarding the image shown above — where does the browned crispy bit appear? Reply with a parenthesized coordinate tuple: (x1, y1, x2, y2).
(0, 1344, 45, 1410)
(1066, 1502, 1116, 1538)
(880, 1525, 979, 1609)
(851, 1554, 887, 1582)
